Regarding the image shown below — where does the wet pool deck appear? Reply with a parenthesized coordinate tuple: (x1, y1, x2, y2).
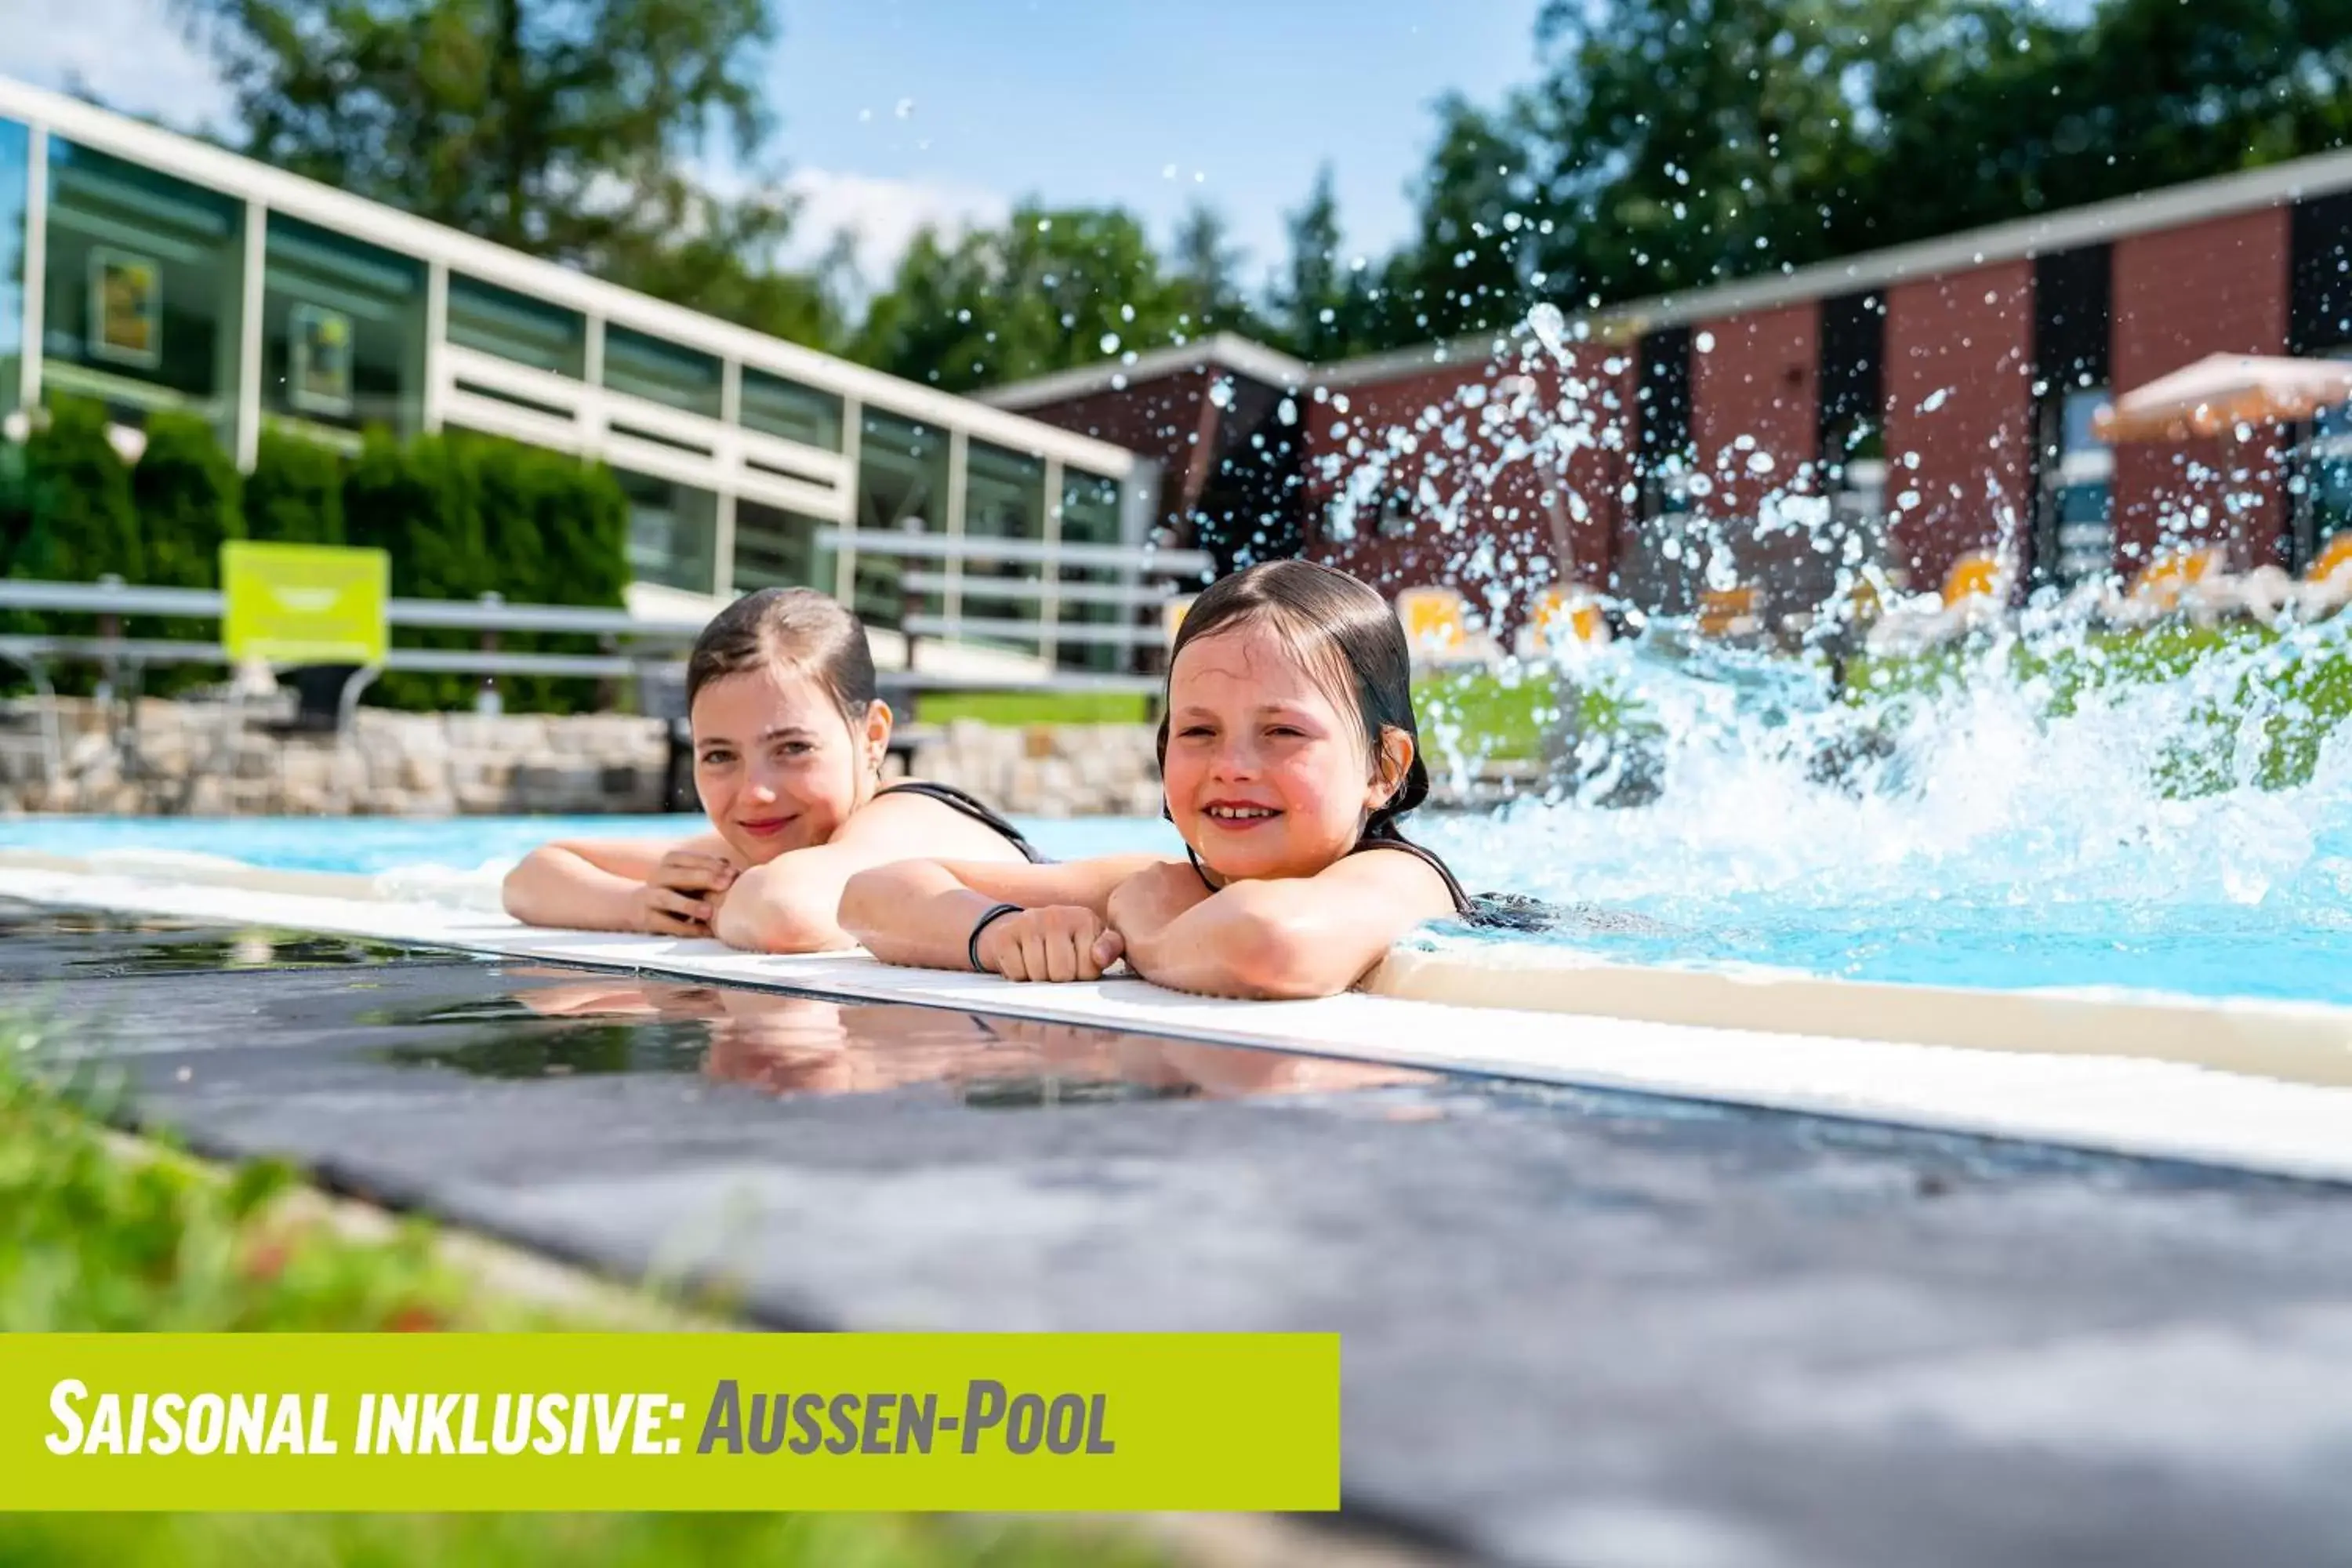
(13, 899, 2352, 1568)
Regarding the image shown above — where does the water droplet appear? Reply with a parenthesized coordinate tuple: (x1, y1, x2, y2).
(1526, 302, 1569, 359)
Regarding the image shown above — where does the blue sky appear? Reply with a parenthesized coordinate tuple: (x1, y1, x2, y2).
(2, 0, 1547, 291)
(771, 0, 1548, 281)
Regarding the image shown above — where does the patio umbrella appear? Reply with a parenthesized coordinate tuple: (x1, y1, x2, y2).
(2094, 353, 2352, 444)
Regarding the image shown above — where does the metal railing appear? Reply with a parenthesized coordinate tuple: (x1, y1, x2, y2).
(815, 529, 1212, 575)
(812, 527, 1202, 668)
(0, 572, 1181, 782)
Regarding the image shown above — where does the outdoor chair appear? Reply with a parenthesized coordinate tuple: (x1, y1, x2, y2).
(1512, 585, 1608, 660)
(1696, 586, 1759, 639)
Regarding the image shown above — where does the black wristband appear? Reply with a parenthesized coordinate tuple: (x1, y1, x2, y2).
(967, 902, 1023, 973)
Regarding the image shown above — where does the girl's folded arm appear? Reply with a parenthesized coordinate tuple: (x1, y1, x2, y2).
(840, 855, 1167, 969)
(710, 793, 1033, 954)
(710, 842, 868, 953)
(501, 837, 723, 931)
(1123, 851, 1456, 1000)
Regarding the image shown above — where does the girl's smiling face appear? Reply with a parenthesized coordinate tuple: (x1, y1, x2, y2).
(690, 661, 885, 865)
(1161, 619, 1407, 882)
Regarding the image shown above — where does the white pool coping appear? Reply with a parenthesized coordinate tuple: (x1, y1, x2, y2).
(9, 853, 2352, 1185)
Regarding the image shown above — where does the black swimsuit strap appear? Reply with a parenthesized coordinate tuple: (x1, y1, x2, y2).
(1348, 834, 1475, 918)
(875, 781, 1045, 863)
(1185, 834, 1473, 919)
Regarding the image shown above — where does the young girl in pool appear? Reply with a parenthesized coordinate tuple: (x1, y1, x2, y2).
(839, 559, 1478, 1000)
(502, 587, 1038, 949)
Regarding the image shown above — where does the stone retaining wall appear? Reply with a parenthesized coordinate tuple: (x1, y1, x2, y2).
(0, 699, 1165, 818)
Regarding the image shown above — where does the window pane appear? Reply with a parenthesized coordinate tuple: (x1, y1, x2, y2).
(1056, 470, 1127, 673)
(740, 367, 843, 448)
(2060, 388, 2108, 453)
(0, 120, 27, 416)
(603, 325, 720, 419)
(960, 440, 1044, 654)
(41, 138, 244, 439)
(261, 212, 426, 437)
(447, 274, 584, 378)
(733, 499, 833, 593)
(616, 469, 717, 593)
(852, 408, 950, 630)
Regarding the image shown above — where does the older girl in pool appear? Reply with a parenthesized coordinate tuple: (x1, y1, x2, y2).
(502, 587, 1037, 949)
(840, 559, 1481, 1000)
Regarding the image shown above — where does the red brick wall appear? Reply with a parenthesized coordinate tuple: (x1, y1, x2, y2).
(1005, 367, 1217, 533)
(1301, 348, 1630, 631)
(1556, 342, 1639, 593)
(1690, 303, 1818, 518)
(2111, 209, 2291, 572)
(1882, 261, 2035, 594)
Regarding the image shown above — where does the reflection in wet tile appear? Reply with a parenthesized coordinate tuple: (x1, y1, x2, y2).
(380, 969, 1437, 1109)
(0, 900, 458, 980)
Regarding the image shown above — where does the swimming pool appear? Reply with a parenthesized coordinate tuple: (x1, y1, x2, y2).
(0, 812, 1181, 877)
(10, 539, 2352, 1011)
(6, 782, 2348, 1007)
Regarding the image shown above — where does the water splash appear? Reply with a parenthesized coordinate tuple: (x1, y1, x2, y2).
(1359, 313, 2352, 1004)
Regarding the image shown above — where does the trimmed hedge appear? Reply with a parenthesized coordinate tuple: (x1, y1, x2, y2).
(16, 397, 140, 586)
(245, 428, 346, 546)
(0, 400, 142, 695)
(132, 412, 246, 695)
(2, 397, 632, 713)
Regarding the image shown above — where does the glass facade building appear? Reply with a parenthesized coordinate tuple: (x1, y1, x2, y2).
(0, 75, 1149, 671)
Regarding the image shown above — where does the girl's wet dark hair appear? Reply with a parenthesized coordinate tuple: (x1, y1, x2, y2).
(1156, 558, 1430, 840)
(685, 586, 878, 724)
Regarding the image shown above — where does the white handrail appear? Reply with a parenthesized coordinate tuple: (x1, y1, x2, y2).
(815, 528, 1212, 575)
(0, 579, 708, 638)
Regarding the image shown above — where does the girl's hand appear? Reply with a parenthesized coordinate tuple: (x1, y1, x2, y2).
(1105, 860, 1214, 953)
(978, 905, 1123, 982)
(635, 848, 738, 936)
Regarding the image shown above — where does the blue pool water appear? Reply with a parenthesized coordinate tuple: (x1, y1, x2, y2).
(0, 812, 1181, 876)
(9, 575, 2352, 1011)
(4, 798, 2347, 1007)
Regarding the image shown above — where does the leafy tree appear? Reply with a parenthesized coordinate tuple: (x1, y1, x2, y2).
(1168, 201, 1265, 340)
(172, 0, 840, 347)
(178, 0, 768, 257)
(1521, 0, 1896, 306)
(1376, 95, 1547, 341)
(1501, 0, 2352, 314)
(1857, 0, 2352, 242)
(851, 205, 1186, 392)
(1269, 165, 1359, 361)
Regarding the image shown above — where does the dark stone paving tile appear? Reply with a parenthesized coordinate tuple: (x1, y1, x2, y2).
(19, 926, 2352, 1568)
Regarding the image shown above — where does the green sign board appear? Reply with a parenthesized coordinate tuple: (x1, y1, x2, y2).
(220, 541, 390, 666)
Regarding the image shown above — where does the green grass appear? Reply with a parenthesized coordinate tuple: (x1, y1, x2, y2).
(1412, 668, 1638, 766)
(0, 1021, 1166, 1568)
(1413, 619, 2352, 792)
(913, 691, 1152, 727)
(1847, 621, 2352, 792)
(0, 1512, 1166, 1568)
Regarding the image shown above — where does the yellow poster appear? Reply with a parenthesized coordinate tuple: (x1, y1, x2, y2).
(220, 540, 390, 666)
(89, 247, 160, 368)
